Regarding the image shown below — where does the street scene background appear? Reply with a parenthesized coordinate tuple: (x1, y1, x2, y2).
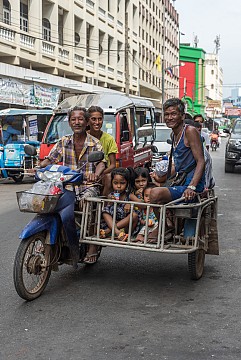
(0, 140, 240, 360)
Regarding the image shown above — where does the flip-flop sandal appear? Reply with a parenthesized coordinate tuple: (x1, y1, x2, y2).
(83, 252, 99, 265)
(117, 231, 128, 242)
(99, 229, 106, 238)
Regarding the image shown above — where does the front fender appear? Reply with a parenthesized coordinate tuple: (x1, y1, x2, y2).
(19, 214, 60, 244)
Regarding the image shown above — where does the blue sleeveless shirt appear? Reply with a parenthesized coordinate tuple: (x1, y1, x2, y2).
(173, 125, 205, 191)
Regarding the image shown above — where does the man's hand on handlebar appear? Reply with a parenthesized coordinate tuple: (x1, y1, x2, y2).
(85, 172, 100, 183)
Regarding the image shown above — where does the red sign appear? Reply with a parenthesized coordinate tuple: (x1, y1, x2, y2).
(179, 61, 196, 99)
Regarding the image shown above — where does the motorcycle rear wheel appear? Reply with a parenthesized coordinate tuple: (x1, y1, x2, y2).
(13, 233, 51, 301)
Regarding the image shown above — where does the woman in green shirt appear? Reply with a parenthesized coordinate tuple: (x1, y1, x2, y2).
(85, 106, 118, 264)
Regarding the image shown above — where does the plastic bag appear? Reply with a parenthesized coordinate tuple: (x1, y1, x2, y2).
(155, 157, 169, 177)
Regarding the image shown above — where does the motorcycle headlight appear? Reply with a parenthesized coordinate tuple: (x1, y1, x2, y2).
(59, 174, 75, 182)
(36, 171, 63, 181)
(36, 170, 44, 180)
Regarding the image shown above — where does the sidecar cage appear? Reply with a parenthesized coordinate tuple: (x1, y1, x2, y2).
(77, 190, 218, 255)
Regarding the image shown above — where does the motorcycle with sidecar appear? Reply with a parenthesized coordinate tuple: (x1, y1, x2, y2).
(13, 148, 219, 301)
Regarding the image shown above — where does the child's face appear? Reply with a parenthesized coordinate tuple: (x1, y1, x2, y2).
(143, 188, 151, 203)
(135, 176, 148, 190)
(112, 174, 128, 193)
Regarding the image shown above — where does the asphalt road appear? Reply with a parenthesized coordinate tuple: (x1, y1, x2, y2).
(1, 139, 241, 360)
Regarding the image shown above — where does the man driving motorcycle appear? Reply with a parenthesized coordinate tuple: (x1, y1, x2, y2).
(40, 106, 106, 264)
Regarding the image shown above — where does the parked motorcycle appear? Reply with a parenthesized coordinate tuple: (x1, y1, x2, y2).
(13, 149, 104, 301)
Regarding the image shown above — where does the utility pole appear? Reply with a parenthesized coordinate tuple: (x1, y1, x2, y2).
(124, 0, 130, 96)
(161, 7, 166, 121)
(214, 35, 221, 54)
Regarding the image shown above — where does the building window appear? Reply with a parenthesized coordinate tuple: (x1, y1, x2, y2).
(86, 23, 93, 57)
(117, 41, 122, 62)
(3, 0, 11, 25)
(42, 18, 51, 41)
(211, 69, 214, 75)
(75, 32, 80, 46)
(58, 9, 63, 46)
(108, 35, 113, 64)
(99, 30, 104, 56)
(20, 1, 28, 32)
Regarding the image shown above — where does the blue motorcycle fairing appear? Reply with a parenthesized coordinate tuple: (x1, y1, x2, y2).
(36, 165, 83, 183)
(19, 214, 60, 243)
(55, 190, 79, 266)
(19, 189, 80, 268)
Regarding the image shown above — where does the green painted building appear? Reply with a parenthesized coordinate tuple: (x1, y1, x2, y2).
(179, 44, 206, 116)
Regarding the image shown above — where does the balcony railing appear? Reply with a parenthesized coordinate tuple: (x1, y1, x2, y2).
(42, 41, 55, 55)
(0, 26, 15, 42)
(117, 70, 123, 80)
(98, 63, 106, 72)
(117, 20, 123, 29)
(86, 58, 94, 69)
(58, 48, 69, 60)
(74, 54, 84, 65)
(20, 33, 35, 49)
(86, 0, 94, 9)
(98, 7, 106, 17)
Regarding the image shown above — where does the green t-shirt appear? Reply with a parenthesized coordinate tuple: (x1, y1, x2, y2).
(100, 131, 118, 166)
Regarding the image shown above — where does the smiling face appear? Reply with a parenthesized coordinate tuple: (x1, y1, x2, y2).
(164, 106, 185, 131)
(112, 174, 128, 194)
(68, 110, 87, 135)
(88, 111, 103, 133)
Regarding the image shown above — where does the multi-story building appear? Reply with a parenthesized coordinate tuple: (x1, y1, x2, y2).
(0, 0, 179, 109)
(205, 53, 223, 118)
(230, 88, 241, 107)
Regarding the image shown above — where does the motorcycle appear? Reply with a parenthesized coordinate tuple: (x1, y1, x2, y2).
(13, 149, 104, 301)
(211, 139, 218, 151)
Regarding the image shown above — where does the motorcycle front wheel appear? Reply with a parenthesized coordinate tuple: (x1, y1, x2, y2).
(13, 233, 51, 301)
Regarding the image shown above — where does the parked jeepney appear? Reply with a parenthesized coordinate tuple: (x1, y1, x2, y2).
(0, 108, 52, 182)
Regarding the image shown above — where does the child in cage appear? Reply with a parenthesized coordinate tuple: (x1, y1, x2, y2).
(134, 183, 159, 243)
(129, 167, 152, 202)
(100, 167, 140, 242)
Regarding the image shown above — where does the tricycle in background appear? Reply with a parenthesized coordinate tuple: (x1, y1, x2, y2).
(0, 108, 52, 182)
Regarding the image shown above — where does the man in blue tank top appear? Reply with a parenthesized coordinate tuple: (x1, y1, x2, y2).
(150, 98, 205, 207)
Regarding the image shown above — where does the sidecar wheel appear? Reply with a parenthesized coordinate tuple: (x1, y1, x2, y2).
(188, 249, 205, 280)
(13, 233, 51, 301)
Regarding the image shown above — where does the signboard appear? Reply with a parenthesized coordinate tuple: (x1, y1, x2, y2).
(33, 85, 61, 108)
(225, 108, 241, 116)
(28, 116, 38, 135)
(0, 76, 60, 109)
(0, 77, 32, 106)
(208, 100, 222, 108)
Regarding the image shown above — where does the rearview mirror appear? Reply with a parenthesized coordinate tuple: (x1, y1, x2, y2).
(166, 139, 172, 145)
(88, 151, 104, 163)
(151, 145, 158, 153)
(24, 144, 37, 156)
(137, 126, 154, 139)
